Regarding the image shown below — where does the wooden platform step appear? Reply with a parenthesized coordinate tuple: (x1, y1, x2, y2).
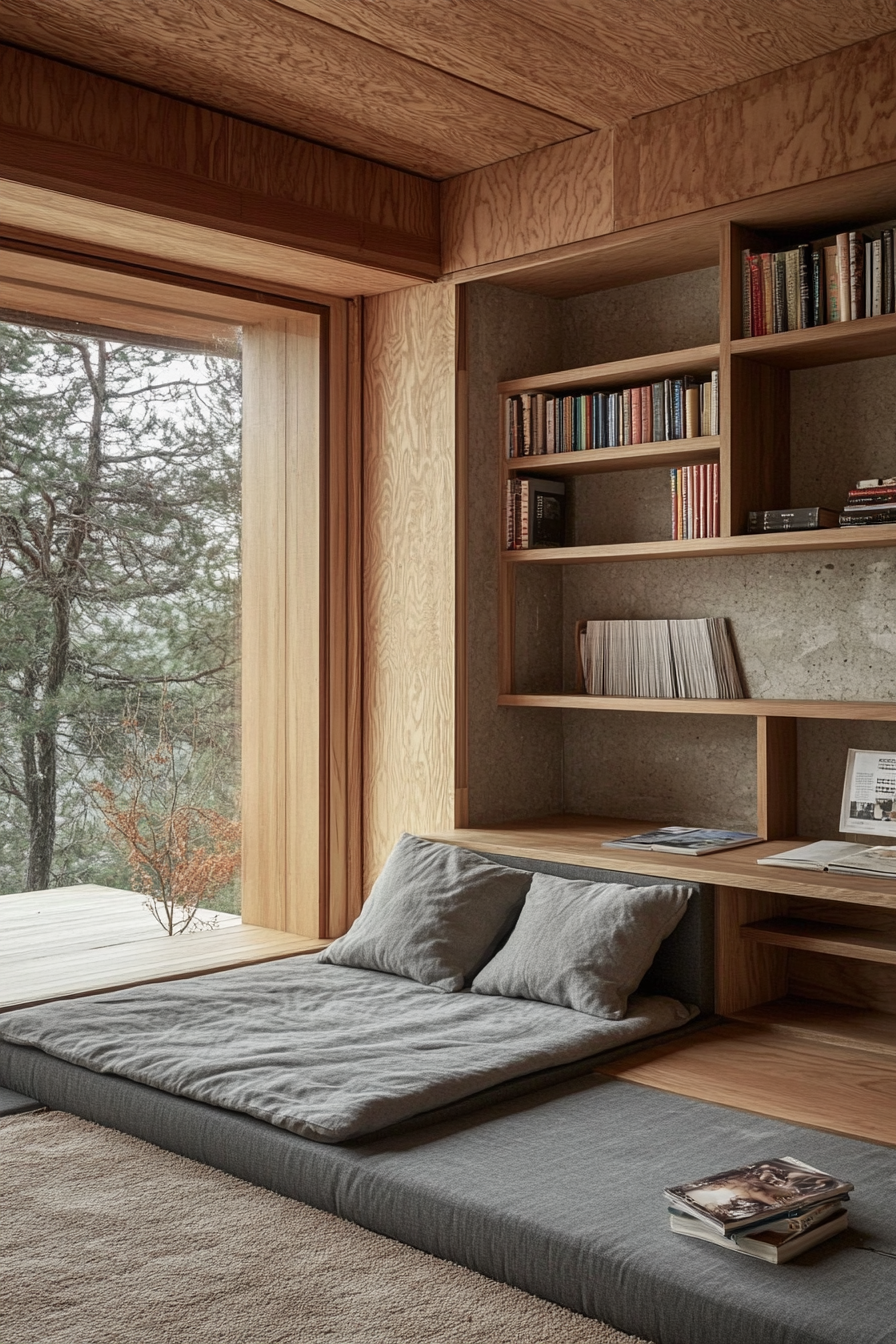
(597, 1021, 896, 1147)
(729, 996, 896, 1059)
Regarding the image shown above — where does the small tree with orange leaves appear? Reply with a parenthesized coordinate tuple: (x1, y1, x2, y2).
(93, 696, 240, 935)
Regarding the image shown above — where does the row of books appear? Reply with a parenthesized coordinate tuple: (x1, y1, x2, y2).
(742, 225, 895, 336)
(578, 617, 744, 699)
(505, 477, 566, 550)
(505, 372, 720, 457)
(747, 477, 896, 534)
(670, 464, 719, 539)
(666, 1156, 852, 1265)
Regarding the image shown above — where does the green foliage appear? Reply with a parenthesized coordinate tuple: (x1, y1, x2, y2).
(0, 321, 241, 904)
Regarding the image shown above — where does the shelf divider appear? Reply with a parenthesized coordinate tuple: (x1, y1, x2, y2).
(732, 311, 896, 369)
(505, 437, 719, 476)
(742, 917, 896, 964)
(501, 523, 896, 563)
(497, 344, 719, 396)
(496, 693, 896, 721)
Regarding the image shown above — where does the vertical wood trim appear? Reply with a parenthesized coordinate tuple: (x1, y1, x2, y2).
(241, 323, 289, 930)
(454, 284, 470, 828)
(283, 314, 323, 936)
(715, 887, 790, 1015)
(363, 283, 457, 895)
(497, 390, 516, 697)
(323, 297, 363, 936)
(242, 314, 324, 936)
(757, 715, 798, 841)
(718, 223, 733, 537)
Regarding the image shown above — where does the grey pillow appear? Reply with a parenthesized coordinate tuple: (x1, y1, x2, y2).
(471, 871, 690, 1019)
(318, 833, 532, 992)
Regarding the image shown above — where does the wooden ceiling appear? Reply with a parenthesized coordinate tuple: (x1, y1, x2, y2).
(2, 0, 894, 178)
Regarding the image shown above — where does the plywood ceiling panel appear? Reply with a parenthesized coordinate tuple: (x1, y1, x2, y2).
(282, 0, 896, 127)
(1, 0, 894, 178)
(0, 0, 585, 178)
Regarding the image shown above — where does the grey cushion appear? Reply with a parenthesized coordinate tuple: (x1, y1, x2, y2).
(318, 833, 532, 992)
(471, 871, 690, 1019)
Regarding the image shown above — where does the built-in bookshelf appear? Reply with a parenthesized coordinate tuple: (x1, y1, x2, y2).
(484, 209, 896, 1079)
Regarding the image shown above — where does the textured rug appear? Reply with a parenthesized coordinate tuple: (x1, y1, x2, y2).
(1, 1110, 650, 1344)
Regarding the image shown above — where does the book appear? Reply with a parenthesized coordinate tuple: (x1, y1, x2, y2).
(669, 1207, 849, 1264)
(505, 477, 566, 549)
(604, 826, 760, 856)
(579, 616, 743, 698)
(824, 244, 840, 322)
(665, 1157, 853, 1237)
(839, 509, 896, 526)
(670, 464, 720, 539)
(747, 506, 838, 533)
(756, 840, 875, 870)
(826, 844, 896, 877)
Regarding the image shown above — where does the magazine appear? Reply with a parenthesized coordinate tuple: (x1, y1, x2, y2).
(604, 826, 760, 856)
(840, 749, 896, 836)
(664, 1157, 853, 1236)
(757, 841, 872, 871)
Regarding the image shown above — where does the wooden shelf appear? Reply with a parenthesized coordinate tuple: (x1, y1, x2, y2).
(732, 311, 896, 369)
(501, 523, 896, 563)
(426, 817, 896, 911)
(742, 916, 896, 964)
(497, 693, 896, 720)
(730, 996, 896, 1058)
(505, 437, 719, 476)
(497, 344, 719, 396)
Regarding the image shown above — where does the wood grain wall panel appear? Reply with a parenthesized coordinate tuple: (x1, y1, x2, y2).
(242, 315, 326, 937)
(363, 284, 457, 894)
(440, 131, 613, 274)
(0, 182, 427, 300)
(0, 45, 439, 279)
(0, 2, 583, 178)
(241, 324, 289, 932)
(614, 32, 896, 230)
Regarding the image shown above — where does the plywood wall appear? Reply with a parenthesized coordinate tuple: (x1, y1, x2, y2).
(362, 283, 458, 892)
(441, 32, 896, 275)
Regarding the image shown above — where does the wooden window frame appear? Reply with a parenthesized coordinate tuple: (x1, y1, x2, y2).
(0, 238, 362, 937)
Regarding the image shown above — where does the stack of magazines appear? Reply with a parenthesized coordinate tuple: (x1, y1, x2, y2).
(666, 1157, 853, 1264)
(579, 618, 744, 699)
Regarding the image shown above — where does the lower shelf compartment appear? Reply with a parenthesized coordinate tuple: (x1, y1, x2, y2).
(741, 917, 896, 964)
(728, 996, 896, 1059)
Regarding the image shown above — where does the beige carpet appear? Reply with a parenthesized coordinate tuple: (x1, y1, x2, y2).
(1, 1110, 651, 1344)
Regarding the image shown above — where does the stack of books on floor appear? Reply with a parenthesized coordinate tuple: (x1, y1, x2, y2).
(670, 463, 720, 538)
(839, 476, 896, 528)
(742, 224, 895, 335)
(505, 476, 566, 549)
(666, 1157, 853, 1264)
(578, 617, 744, 698)
(505, 371, 719, 456)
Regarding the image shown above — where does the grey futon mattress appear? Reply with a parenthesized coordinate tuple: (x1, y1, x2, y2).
(0, 958, 693, 1142)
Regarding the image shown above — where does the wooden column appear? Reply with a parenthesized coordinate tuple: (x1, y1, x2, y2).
(241, 314, 322, 936)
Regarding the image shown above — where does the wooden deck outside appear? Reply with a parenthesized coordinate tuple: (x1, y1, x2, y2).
(0, 884, 327, 1011)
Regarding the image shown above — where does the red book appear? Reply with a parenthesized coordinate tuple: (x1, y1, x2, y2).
(631, 387, 642, 444)
(748, 254, 764, 336)
(641, 386, 652, 442)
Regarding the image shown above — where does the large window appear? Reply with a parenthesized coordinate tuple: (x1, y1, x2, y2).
(0, 318, 242, 930)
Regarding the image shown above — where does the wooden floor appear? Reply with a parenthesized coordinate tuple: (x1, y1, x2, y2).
(598, 1021, 896, 1148)
(0, 884, 327, 1011)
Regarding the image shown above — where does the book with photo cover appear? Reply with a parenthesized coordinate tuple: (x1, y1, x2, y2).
(603, 825, 760, 856)
(665, 1157, 853, 1237)
(669, 1206, 849, 1264)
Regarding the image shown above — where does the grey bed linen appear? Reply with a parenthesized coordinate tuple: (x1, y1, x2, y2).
(1, 1045, 892, 1344)
(0, 958, 693, 1142)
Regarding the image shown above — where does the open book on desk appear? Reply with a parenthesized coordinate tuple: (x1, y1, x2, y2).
(758, 840, 896, 876)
